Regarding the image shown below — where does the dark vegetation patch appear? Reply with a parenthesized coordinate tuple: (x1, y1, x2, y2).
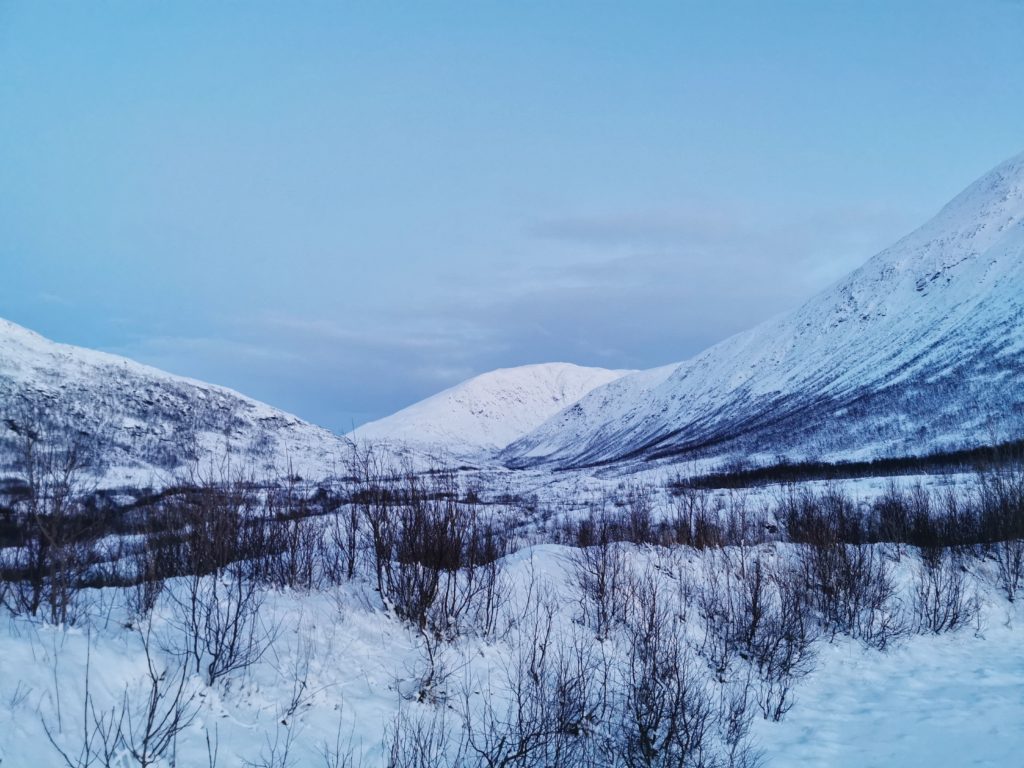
(674, 439, 1024, 490)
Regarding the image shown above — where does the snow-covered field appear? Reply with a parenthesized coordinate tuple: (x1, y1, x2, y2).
(2, 536, 1021, 767)
(753, 621, 1024, 767)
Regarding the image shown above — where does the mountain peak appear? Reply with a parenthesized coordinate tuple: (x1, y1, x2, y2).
(924, 150, 1024, 242)
(351, 362, 633, 458)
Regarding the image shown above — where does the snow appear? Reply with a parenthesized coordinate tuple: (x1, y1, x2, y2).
(2, 152, 1023, 766)
(754, 622, 1024, 766)
(350, 362, 632, 459)
(0, 317, 349, 486)
(1, 542, 1021, 767)
(7, 150, 1024, 486)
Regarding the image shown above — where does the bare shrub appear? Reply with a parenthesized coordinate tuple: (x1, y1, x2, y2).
(796, 540, 904, 649)
(782, 485, 865, 547)
(44, 622, 199, 768)
(694, 551, 742, 682)
(120, 623, 200, 767)
(752, 560, 817, 721)
(266, 515, 325, 592)
(694, 549, 815, 721)
(379, 469, 510, 641)
(325, 496, 361, 584)
(42, 635, 123, 768)
(668, 487, 724, 549)
(258, 474, 330, 591)
(992, 538, 1024, 603)
(167, 561, 277, 686)
(778, 486, 907, 647)
(721, 493, 772, 548)
(387, 707, 464, 768)
(387, 478, 462, 632)
(348, 444, 399, 597)
(913, 549, 978, 633)
(612, 570, 725, 768)
(975, 467, 1024, 602)
(460, 521, 510, 640)
(244, 721, 300, 768)
(871, 481, 911, 548)
(320, 713, 362, 768)
(1, 412, 97, 625)
(620, 484, 656, 545)
(141, 471, 280, 686)
(400, 626, 464, 706)
(124, 512, 180, 622)
(271, 618, 322, 720)
(570, 507, 629, 640)
(460, 596, 608, 768)
(717, 677, 761, 768)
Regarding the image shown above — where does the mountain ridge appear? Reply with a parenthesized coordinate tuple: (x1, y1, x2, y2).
(0, 317, 348, 486)
(501, 150, 1024, 469)
(5, 151, 1022, 482)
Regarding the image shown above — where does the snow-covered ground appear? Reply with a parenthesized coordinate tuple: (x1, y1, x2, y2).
(1, 539, 1020, 767)
(753, 622, 1024, 767)
(3, 148, 1023, 766)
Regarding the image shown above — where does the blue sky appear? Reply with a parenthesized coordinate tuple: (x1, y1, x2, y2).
(2, 1, 1023, 431)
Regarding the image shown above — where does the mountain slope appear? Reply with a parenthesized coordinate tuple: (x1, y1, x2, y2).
(504, 151, 1024, 469)
(351, 363, 631, 458)
(0, 318, 346, 485)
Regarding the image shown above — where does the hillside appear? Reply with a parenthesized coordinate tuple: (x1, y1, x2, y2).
(504, 151, 1024, 469)
(0, 318, 346, 486)
(351, 362, 631, 459)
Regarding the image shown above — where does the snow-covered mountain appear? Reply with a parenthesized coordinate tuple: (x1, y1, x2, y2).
(0, 318, 347, 486)
(504, 151, 1024, 470)
(351, 363, 631, 459)
(8, 151, 1023, 482)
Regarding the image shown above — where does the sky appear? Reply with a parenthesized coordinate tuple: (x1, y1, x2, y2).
(2, 1, 1024, 432)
